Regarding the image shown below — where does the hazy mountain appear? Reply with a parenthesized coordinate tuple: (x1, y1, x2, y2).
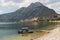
(0, 2, 58, 22)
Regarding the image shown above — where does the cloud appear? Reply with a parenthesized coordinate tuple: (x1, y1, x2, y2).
(0, 10, 4, 14)
(5, 0, 23, 3)
(39, 0, 50, 3)
(0, 0, 60, 14)
(0, 0, 17, 7)
(0, 0, 50, 7)
(46, 2, 60, 14)
(18, 0, 50, 7)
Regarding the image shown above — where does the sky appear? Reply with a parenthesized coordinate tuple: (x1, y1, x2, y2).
(0, 0, 60, 14)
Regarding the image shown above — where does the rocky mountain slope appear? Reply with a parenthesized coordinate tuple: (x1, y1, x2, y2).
(0, 2, 58, 22)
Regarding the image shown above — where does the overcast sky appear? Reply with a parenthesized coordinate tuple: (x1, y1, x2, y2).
(0, 0, 60, 14)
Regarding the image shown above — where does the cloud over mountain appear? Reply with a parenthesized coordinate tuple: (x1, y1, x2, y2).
(46, 2, 60, 14)
(0, 0, 60, 14)
(0, 0, 50, 7)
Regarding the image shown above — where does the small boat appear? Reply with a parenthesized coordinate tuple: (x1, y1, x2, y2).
(18, 27, 33, 34)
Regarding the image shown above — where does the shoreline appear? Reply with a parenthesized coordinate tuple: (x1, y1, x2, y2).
(35, 27, 60, 40)
(49, 20, 60, 22)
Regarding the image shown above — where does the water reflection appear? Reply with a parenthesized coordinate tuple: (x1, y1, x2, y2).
(20, 21, 57, 29)
(32, 22, 39, 26)
(0, 21, 58, 39)
(0, 21, 57, 30)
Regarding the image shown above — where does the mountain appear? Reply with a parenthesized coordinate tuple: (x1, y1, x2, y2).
(0, 2, 58, 22)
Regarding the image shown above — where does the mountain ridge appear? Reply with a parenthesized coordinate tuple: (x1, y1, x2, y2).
(0, 2, 58, 22)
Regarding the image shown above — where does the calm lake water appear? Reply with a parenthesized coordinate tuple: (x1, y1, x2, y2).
(0, 21, 58, 39)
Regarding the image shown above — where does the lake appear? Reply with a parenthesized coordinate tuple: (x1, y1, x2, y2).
(0, 21, 58, 40)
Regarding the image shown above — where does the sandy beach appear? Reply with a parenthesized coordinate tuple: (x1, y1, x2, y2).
(35, 27, 60, 40)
